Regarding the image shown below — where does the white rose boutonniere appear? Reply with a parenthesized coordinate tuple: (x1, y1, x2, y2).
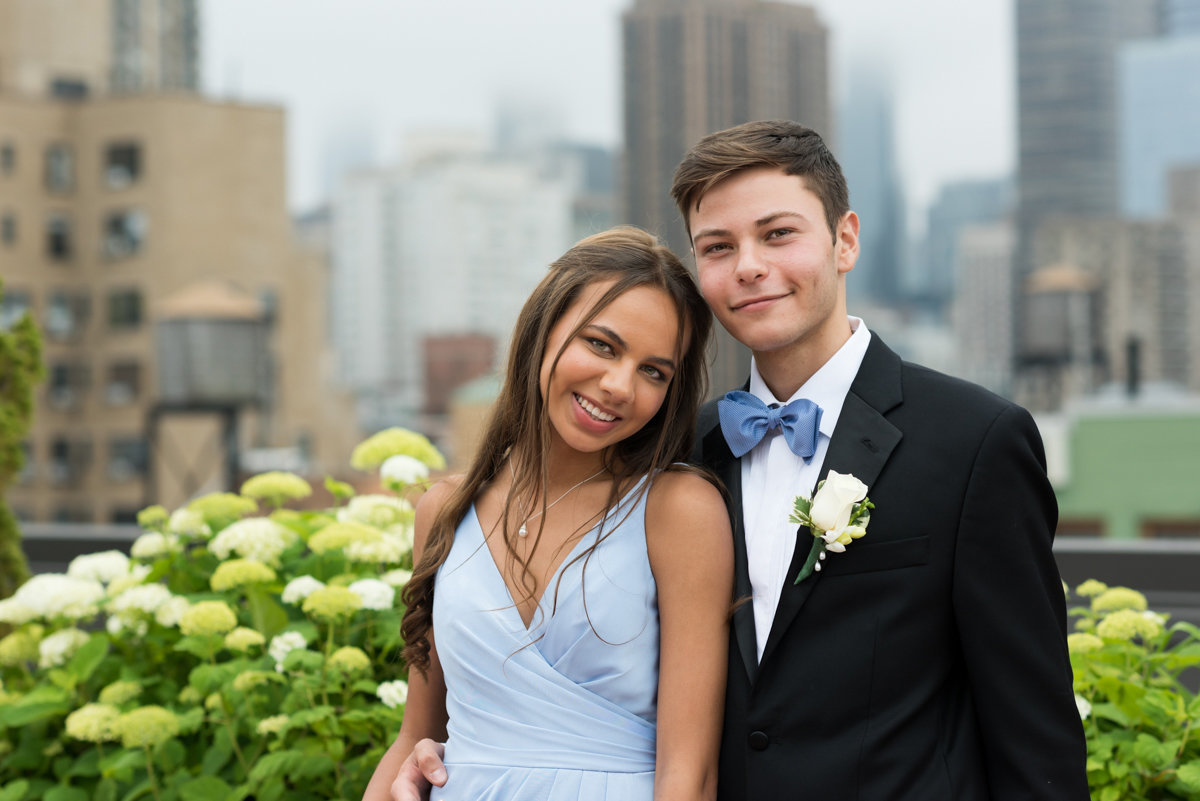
(789, 470, 873, 585)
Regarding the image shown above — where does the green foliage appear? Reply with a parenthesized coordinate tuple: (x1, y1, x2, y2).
(0, 277, 44, 600)
(1069, 581, 1200, 800)
(0, 439, 437, 801)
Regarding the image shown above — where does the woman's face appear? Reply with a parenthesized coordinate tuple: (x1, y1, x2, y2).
(539, 280, 684, 459)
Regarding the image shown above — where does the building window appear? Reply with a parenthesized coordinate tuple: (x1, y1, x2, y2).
(105, 142, 142, 189)
(107, 289, 143, 330)
(45, 144, 74, 193)
(108, 435, 148, 482)
(0, 142, 14, 175)
(48, 361, 90, 409)
(50, 78, 89, 100)
(1, 213, 16, 245)
(103, 209, 146, 259)
(18, 441, 33, 485)
(53, 504, 93, 523)
(105, 360, 141, 405)
(46, 213, 73, 260)
(0, 289, 31, 331)
(45, 289, 91, 341)
(50, 437, 92, 488)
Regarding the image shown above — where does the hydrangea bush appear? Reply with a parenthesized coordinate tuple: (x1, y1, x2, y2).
(0, 427, 443, 801)
(1068, 580, 1200, 800)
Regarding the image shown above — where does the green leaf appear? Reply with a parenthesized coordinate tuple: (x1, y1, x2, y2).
(117, 777, 154, 801)
(66, 633, 110, 683)
(178, 776, 234, 801)
(1099, 786, 1121, 801)
(44, 787, 89, 801)
(247, 750, 306, 785)
(1178, 761, 1200, 793)
(0, 700, 70, 726)
(0, 782, 29, 801)
(245, 587, 289, 641)
(93, 778, 118, 801)
(1132, 734, 1170, 768)
(201, 726, 233, 776)
(174, 635, 222, 661)
(65, 749, 101, 778)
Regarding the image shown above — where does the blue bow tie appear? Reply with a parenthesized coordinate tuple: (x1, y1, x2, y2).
(717, 390, 823, 460)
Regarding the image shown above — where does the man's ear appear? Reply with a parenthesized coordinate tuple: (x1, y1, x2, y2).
(836, 211, 860, 275)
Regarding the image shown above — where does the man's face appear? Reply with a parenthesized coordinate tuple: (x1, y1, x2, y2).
(688, 166, 858, 368)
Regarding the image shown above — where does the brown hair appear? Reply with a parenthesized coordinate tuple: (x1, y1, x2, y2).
(401, 225, 712, 674)
(671, 119, 850, 241)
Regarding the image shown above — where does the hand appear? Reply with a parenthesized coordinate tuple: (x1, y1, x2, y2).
(390, 739, 447, 801)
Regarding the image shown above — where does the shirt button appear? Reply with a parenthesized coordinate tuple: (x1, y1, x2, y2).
(748, 730, 769, 750)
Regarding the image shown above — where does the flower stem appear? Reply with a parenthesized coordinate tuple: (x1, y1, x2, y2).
(224, 715, 250, 775)
(144, 747, 163, 801)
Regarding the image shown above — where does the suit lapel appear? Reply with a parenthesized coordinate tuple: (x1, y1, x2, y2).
(759, 335, 905, 666)
(700, 421, 759, 684)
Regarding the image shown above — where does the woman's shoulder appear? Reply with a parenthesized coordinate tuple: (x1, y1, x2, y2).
(645, 466, 728, 532)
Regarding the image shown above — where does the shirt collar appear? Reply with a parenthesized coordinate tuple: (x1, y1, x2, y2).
(748, 316, 872, 439)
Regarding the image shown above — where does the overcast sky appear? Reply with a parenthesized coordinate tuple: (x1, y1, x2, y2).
(202, 0, 1014, 229)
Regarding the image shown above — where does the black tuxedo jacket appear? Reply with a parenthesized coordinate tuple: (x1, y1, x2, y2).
(694, 335, 1089, 801)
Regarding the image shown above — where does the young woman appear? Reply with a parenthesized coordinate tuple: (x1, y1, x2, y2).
(362, 226, 733, 801)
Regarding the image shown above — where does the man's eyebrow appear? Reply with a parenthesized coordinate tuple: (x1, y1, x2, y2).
(692, 210, 806, 242)
(587, 325, 677, 371)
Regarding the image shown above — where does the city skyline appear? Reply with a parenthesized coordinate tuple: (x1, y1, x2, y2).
(202, 0, 1013, 229)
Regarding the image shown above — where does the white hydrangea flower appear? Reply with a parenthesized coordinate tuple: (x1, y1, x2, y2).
(376, 679, 409, 709)
(347, 578, 395, 611)
(209, 517, 297, 566)
(67, 551, 131, 584)
(106, 615, 148, 638)
(380, 454, 429, 486)
(337, 494, 414, 529)
(109, 584, 173, 617)
(38, 628, 91, 668)
(1074, 693, 1092, 721)
(13, 574, 105, 621)
(281, 575, 325, 604)
(155, 596, 191, 628)
(381, 568, 413, 588)
(106, 565, 153, 598)
(268, 631, 308, 672)
(130, 531, 181, 560)
(0, 597, 37, 626)
(345, 533, 409, 564)
(168, 508, 212, 538)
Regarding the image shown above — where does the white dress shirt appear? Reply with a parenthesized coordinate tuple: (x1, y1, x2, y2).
(741, 317, 871, 661)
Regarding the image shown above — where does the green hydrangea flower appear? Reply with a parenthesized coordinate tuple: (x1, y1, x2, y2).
(98, 680, 143, 706)
(241, 471, 313, 508)
(232, 670, 280, 692)
(224, 627, 266, 652)
(301, 586, 363, 623)
(65, 703, 121, 743)
(1067, 632, 1105, 654)
(179, 600, 238, 637)
(256, 714, 289, 736)
(136, 505, 169, 530)
(309, 521, 381, 554)
(113, 706, 180, 748)
(1096, 608, 1162, 641)
(1091, 587, 1148, 613)
(177, 686, 202, 705)
(188, 492, 258, 528)
(1074, 579, 1109, 598)
(0, 629, 40, 666)
(210, 558, 277, 592)
(329, 646, 371, 674)
(350, 427, 446, 471)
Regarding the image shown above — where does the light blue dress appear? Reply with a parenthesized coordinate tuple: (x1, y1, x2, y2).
(431, 480, 658, 801)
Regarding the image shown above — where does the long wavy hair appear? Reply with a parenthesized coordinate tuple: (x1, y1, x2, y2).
(401, 225, 712, 675)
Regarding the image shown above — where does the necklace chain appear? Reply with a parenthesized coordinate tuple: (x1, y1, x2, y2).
(508, 461, 606, 537)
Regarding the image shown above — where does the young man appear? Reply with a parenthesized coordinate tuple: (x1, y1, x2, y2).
(677, 120, 1088, 800)
(372, 120, 1089, 800)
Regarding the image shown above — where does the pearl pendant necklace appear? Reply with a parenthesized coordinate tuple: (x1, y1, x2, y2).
(510, 461, 606, 537)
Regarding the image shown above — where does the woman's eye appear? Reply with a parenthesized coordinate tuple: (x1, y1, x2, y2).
(641, 365, 667, 381)
(586, 337, 613, 354)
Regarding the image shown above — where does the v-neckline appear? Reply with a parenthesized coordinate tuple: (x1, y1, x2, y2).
(468, 503, 598, 632)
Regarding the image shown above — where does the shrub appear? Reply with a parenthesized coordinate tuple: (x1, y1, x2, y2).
(0, 430, 442, 801)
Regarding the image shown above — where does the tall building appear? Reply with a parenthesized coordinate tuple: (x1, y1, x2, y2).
(1118, 31, 1200, 218)
(329, 133, 580, 439)
(951, 222, 1015, 395)
(921, 177, 1013, 311)
(622, 0, 830, 391)
(0, 1, 357, 523)
(0, 0, 199, 99)
(838, 66, 906, 310)
(1013, 0, 1160, 405)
